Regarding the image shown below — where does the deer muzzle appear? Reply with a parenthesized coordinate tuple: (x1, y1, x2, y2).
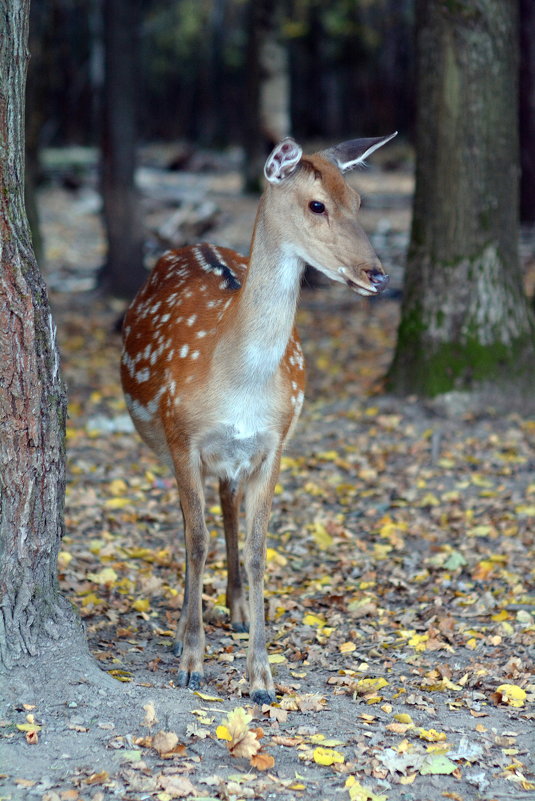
(338, 266, 389, 296)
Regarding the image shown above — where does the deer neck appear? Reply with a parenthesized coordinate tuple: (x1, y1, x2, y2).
(218, 198, 304, 387)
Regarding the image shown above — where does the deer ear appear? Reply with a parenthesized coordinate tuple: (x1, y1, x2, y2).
(322, 132, 397, 173)
(264, 138, 303, 184)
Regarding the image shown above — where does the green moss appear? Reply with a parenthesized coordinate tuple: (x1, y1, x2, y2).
(390, 332, 534, 397)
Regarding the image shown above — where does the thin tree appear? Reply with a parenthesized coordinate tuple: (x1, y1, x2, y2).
(0, 0, 100, 694)
(519, 0, 535, 224)
(387, 0, 535, 410)
(100, 0, 146, 299)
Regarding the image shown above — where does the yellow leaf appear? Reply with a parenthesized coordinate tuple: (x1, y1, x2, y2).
(80, 591, 103, 607)
(104, 497, 131, 509)
(216, 725, 232, 741)
(193, 691, 223, 702)
(353, 677, 389, 694)
(515, 504, 535, 515)
(408, 633, 429, 651)
(108, 478, 128, 495)
(394, 713, 414, 725)
(16, 723, 42, 733)
(418, 493, 440, 506)
(132, 598, 151, 612)
(58, 551, 72, 568)
(466, 638, 478, 650)
(266, 547, 287, 566)
(417, 728, 447, 742)
(339, 641, 357, 654)
(317, 450, 339, 460)
(496, 684, 527, 708)
(467, 525, 494, 537)
(313, 746, 345, 766)
(310, 522, 333, 549)
(209, 505, 221, 515)
(268, 653, 287, 664)
(87, 567, 118, 585)
(303, 613, 326, 628)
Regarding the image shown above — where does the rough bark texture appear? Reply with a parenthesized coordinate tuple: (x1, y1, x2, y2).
(100, 0, 146, 299)
(387, 0, 535, 411)
(0, 0, 92, 686)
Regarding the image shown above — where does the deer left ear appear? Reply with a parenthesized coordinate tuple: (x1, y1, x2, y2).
(323, 131, 397, 173)
(264, 138, 303, 184)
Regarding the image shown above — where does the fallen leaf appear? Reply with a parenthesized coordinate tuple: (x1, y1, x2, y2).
(250, 751, 275, 771)
(313, 746, 345, 766)
(158, 774, 199, 798)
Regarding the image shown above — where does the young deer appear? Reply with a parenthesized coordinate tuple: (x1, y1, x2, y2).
(121, 134, 396, 704)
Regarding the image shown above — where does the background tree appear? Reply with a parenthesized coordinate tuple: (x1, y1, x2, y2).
(242, 0, 290, 192)
(519, 0, 535, 224)
(0, 0, 100, 694)
(387, 0, 535, 410)
(99, 0, 146, 299)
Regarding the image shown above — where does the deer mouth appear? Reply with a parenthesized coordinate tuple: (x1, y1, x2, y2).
(338, 267, 389, 296)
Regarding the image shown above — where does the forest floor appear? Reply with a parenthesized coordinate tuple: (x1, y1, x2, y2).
(1, 147, 534, 801)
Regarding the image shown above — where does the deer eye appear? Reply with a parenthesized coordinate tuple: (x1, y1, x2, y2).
(308, 200, 326, 214)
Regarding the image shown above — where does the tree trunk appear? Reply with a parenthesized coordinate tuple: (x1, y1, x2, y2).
(519, 0, 535, 223)
(387, 0, 535, 412)
(100, 0, 146, 299)
(0, 0, 102, 696)
(242, 0, 289, 193)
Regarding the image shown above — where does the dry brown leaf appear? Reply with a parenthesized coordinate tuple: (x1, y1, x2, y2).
(250, 750, 275, 771)
(151, 730, 186, 757)
(158, 774, 199, 798)
(142, 702, 158, 728)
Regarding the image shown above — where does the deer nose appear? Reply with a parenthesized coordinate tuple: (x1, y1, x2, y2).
(366, 268, 389, 293)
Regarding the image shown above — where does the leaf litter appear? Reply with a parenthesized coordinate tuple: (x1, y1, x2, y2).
(2, 163, 535, 801)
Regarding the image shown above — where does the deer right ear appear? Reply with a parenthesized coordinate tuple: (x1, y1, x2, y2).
(264, 138, 303, 184)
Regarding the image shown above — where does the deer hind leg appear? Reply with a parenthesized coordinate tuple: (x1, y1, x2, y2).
(171, 465, 208, 691)
(243, 448, 282, 705)
(219, 478, 249, 632)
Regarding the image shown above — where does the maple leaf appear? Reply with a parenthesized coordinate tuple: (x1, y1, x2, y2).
(217, 707, 261, 759)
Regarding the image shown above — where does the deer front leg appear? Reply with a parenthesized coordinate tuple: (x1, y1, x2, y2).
(243, 450, 281, 705)
(219, 478, 249, 632)
(171, 471, 208, 691)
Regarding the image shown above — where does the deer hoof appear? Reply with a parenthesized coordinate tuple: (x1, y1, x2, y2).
(231, 621, 249, 633)
(251, 688, 276, 705)
(177, 670, 203, 690)
(172, 640, 183, 657)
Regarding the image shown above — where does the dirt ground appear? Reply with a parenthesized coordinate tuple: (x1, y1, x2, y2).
(1, 149, 534, 801)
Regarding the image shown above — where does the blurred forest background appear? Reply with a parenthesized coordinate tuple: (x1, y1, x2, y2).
(25, 0, 535, 286)
(21, 0, 535, 406)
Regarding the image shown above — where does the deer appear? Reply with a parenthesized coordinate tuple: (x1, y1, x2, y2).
(121, 133, 396, 704)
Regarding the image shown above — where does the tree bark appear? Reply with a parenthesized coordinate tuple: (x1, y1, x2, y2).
(519, 0, 535, 223)
(387, 0, 535, 412)
(0, 0, 98, 692)
(100, 0, 146, 299)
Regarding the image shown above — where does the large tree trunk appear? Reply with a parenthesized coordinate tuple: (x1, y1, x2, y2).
(387, 0, 535, 412)
(0, 0, 102, 697)
(100, 0, 146, 299)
